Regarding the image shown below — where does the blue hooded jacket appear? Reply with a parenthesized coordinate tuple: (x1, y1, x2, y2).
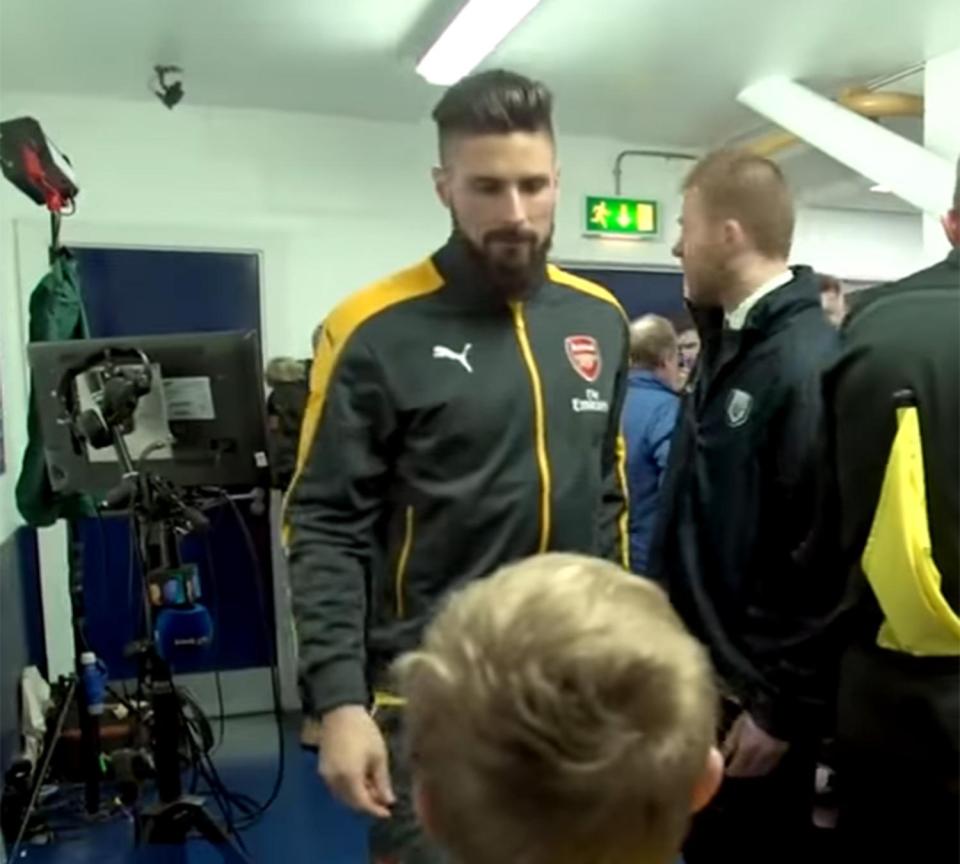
(623, 370, 679, 573)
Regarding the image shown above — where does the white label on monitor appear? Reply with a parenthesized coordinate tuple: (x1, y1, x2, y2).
(163, 377, 215, 421)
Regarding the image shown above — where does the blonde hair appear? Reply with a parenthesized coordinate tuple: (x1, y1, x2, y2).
(630, 315, 678, 370)
(395, 554, 717, 864)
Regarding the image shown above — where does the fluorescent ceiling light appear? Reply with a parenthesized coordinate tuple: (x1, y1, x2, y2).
(417, 0, 543, 86)
(870, 183, 892, 193)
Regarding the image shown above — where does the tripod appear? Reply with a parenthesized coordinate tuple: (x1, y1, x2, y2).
(106, 427, 251, 862)
(7, 458, 249, 862)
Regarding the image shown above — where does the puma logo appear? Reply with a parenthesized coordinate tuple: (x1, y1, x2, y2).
(432, 343, 473, 373)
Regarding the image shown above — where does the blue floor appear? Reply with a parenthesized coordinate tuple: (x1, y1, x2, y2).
(17, 715, 368, 864)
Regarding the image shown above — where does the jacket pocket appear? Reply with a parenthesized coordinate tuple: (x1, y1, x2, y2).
(393, 505, 415, 619)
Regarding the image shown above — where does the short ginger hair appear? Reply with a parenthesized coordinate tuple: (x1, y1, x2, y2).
(396, 554, 718, 864)
(684, 148, 795, 259)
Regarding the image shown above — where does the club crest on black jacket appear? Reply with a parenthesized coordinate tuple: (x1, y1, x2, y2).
(650, 266, 840, 739)
(284, 236, 630, 715)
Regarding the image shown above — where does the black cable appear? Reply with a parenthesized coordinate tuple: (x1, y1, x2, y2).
(106, 684, 142, 716)
(127, 498, 150, 786)
(126, 512, 137, 638)
(93, 509, 111, 652)
(186, 559, 279, 831)
(219, 491, 286, 825)
(201, 536, 227, 753)
(119, 484, 283, 844)
(185, 721, 256, 860)
(213, 670, 226, 751)
(184, 706, 234, 833)
(123, 478, 150, 652)
(174, 677, 258, 863)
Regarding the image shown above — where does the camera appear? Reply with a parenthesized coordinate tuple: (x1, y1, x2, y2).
(153, 66, 184, 110)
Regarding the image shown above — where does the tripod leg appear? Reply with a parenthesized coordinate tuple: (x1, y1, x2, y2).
(151, 676, 183, 803)
(188, 804, 251, 860)
(68, 519, 101, 814)
(140, 799, 252, 863)
(77, 689, 102, 814)
(7, 679, 79, 859)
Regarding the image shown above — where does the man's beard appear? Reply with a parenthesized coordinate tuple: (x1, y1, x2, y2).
(453, 214, 553, 301)
(686, 246, 733, 308)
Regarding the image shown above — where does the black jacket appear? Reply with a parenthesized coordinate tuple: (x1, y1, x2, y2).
(285, 236, 630, 716)
(650, 266, 839, 739)
(823, 247, 959, 647)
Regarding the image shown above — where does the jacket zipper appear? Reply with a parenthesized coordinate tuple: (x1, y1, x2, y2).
(510, 302, 552, 552)
(394, 505, 415, 618)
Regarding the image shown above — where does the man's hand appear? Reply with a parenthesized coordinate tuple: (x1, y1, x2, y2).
(722, 711, 790, 778)
(319, 705, 395, 818)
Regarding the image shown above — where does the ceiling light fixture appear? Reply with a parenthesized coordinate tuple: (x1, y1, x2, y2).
(870, 183, 893, 193)
(416, 0, 543, 86)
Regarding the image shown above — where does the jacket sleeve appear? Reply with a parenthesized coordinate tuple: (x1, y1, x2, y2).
(746, 343, 846, 740)
(283, 326, 394, 718)
(648, 399, 680, 487)
(597, 328, 631, 569)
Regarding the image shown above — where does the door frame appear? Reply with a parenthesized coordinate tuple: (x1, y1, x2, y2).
(13, 218, 298, 714)
(552, 258, 683, 275)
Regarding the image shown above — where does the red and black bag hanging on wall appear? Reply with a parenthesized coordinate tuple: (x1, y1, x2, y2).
(0, 116, 79, 213)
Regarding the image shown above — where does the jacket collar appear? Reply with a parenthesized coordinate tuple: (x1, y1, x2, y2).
(629, 369, 675, 394)
(725, 269, 794, 330)
(741, 266, 821, 333)
(691, 266, 821, 339)
(947, 247, 959, 270)
(432, 233, 547, 311)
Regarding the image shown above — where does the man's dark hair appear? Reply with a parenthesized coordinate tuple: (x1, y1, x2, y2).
(432, 69, 554, 158)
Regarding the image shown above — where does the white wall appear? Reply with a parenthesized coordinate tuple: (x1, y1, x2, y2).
(0, 216, 29, 543)
(0, 92, 929, 358)
(0, 92, 692, 362)
(793, 206, 927, 283)
(0, 89, 935, 672)
(923, 46, 960, 257)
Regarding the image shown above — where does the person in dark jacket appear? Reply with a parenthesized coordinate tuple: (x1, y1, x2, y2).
(676, 317, 701, 393)
(265, 322, 325, 491)
(623, 315, 680, 574)
(265, 357, 310, 489)
(284, 70, 629, 864)
(818, 274, 847, 328)
(650, 149, 839, 864)
(265, 322, 328, 748)
(819, 158, 960, 863)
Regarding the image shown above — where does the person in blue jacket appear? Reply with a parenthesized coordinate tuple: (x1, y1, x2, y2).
(622, 314, 681, 574)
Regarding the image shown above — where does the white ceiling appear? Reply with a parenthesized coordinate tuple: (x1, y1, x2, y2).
(2, 0, 957, 210)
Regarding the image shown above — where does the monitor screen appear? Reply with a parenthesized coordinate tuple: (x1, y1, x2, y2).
(28, 330, 270, 497)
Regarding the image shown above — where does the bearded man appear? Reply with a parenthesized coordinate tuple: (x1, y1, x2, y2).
(284, 69, 630, 864)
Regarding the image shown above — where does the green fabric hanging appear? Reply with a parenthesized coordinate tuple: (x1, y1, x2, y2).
(16, 254, 97, 526)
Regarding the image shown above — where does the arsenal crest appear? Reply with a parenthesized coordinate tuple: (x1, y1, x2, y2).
(565, 335, 602, 383)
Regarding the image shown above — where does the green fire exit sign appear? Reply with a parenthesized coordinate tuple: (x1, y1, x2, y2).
(585, 196, 659, 237)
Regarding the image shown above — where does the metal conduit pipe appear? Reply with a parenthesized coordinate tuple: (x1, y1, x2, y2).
(613, 149, 698, 195)
(746, 87, 924, 157)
